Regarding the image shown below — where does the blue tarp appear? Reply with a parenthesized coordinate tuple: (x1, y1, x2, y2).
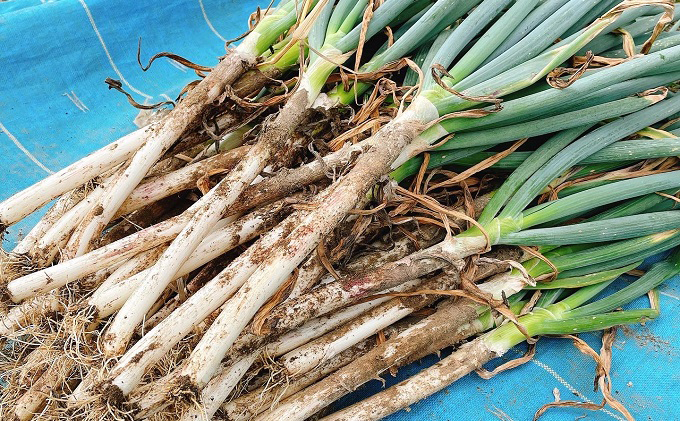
(1, 1, 677, 419)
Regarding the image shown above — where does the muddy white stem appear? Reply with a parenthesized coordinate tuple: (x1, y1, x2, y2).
(32, 186, 105, 265)
(0, 128, 147, 228)
(277, 254, 521, 377)
(174, 98, 439, 390)
(67, 44, 258, 257)
(222, 339, 375, 421)
(7, 211, 192, 302)
(279, 274, 455, 376)
(264, 234, 485, 333)
(93, 246, 168, 303)
(319, 339, 497, 421)
(254, 271, 528, 421)
(102, 198, 317, 396)
(168, 283, 420, 421)
(101, 202, 290, 355)
(0, 293, 61, 337)
(115, 145, 249, 217)
(12, 188, 86, 256)
(179, 354, 260, 421)
(134, 293, 370, 419)
(12, 356, 77, 421)
(107, 83, 318, 355)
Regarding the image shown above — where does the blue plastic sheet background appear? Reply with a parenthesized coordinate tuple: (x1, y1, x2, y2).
(0, 1, 677, 419)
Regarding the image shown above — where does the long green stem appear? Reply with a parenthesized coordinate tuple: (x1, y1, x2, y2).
(451, 0, 606, 92)
(503, 211, 680, 245)
(478, 126, 591, 225)
(436, 95, 661, 150)
(488, 275, 660, 351)
(330, 0, 480, 104)
(500, 95, 680, 221)
(431, 70, 680, 136)
(404, 26, 450, 87)
(519, 171, 680, 228)
(423, 0, 514, 89)
(252, 1, 304, 55)
(561, 0, 622, 39)
(517, 226, 677, 283)
(443, 0, 541, 85)
(403, 137, 680, 177)
(578, 15, 680, 57)
(566, 247, 680, 317)
(559, 230, 680, 278)
(326, 0, 360, 36)
(435, 41, 680, 115)
(392, 69, 680, 179)
(484, 0, 571, 63)
(526, 263, 640, 290)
